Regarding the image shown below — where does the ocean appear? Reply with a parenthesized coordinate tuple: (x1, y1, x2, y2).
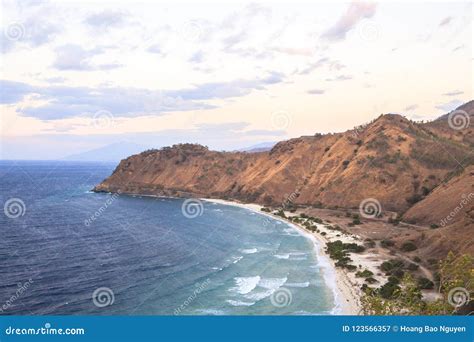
(0, 161, 337, 315)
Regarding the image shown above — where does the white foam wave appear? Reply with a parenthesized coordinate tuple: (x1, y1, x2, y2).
(274, 253, 290, 259)
(230, 276, 261, 294)
(244, 289, 275, 301)
(286, 282, 310, 288)
(232, 256, 243, 264)
(226, 299, 255, 306)
(258, 277, 287, 290)
(239, 248, 258, 254)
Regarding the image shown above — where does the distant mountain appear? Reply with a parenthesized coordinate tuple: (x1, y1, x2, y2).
(236, 141, 277, 153)
(63, 142, 148, 162)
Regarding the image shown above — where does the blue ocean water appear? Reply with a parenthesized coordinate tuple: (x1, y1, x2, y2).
(0, 161, 337, 315)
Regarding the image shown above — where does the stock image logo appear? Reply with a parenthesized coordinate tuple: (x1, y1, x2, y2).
(4, 198, 26, 219)
(448, 110, 470, 130)
(447, 287, 470, 308)
(271, 110, 292, 130)
(92, 110, 115, 129)
(4, 22, 25, 41)
(359, 198, 382, 219)
(270, 288, 292, 308)
(181, 199, 204, 219)
(92, 287, 115, 308)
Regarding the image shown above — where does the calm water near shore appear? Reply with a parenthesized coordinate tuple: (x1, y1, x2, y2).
(0, 161, 337, 315)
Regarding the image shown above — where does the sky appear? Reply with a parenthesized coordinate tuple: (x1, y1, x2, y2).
(0, 0, 472, 160)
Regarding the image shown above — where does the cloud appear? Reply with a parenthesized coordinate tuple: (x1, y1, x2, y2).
(270, 47, 314, 56)
(52, 44, 122, 71)
(404, 104, 418, 111)
(147, 44, 164, 55)
(2, 72, 285, 120)
(189, 51, 204, 63)
(84, 10, 128, 29)
(443, 90, 464, 97)
(295, 57, 329, 75)
(1, 16, 60, 53)
(307, 89, 325, 95)
(322, 2, 377, 41)
(326, 75, 352, 82)
(166, 72, 284, 100)
(439, 16, 452, 27)
(0, 80, 34, 104)
(435, 99, 465, 112)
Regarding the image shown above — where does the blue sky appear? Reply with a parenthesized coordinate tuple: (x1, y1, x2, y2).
(0, 0, 472, 159)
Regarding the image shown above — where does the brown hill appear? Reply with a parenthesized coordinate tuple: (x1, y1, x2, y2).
(399, 166, 474, 257)
(424, 101, 474, 148)
(95, 106, 473, 217)
(403, 165, 474, 226)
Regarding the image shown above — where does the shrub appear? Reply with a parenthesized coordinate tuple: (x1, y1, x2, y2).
(356, 269, 374, 278)
(401, 241, 417, 252)
(417, 277, 434, 289)
(365, 277, 378, 284)
(381, 239, 395, 248)
(379, 281, 401, 299)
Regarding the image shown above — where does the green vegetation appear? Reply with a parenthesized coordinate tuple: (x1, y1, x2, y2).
(362, 252, 474, 315)
(401, 241, 417, 252)
(356, 269, 374, 278)
(326, 240, 365, 271)
(380, 239, 395, 248)
(417, 277, 434, 290)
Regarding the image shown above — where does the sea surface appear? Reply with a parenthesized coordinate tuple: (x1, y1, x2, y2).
(0, 161, 337, 315)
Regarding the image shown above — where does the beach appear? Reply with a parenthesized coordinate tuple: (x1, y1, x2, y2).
(202, 198, 385, 315)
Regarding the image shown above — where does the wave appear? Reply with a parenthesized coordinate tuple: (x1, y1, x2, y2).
(226, 300, 255, 307)
(232, 256, 243, 264)
(274, 253, 290, 259)
(230, 276, 261, 294)
(258, 277, 287, 290)
(239, 248, 258, 254)
(286, 281, 310, 288)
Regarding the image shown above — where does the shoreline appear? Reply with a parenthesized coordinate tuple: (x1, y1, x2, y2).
(201, 198, 362, 315)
